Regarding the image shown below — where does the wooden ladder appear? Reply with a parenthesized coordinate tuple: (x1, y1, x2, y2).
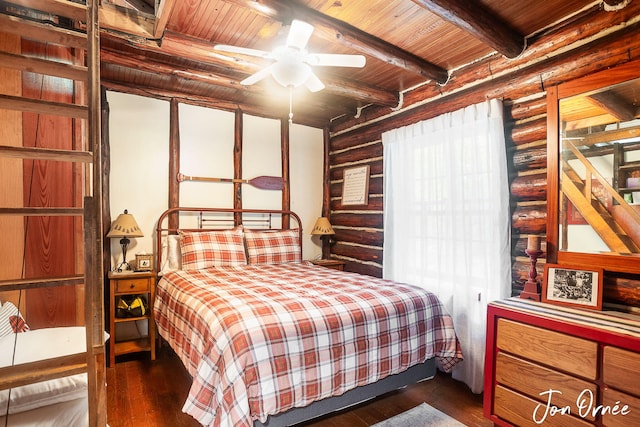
(0, 1, 106, 425)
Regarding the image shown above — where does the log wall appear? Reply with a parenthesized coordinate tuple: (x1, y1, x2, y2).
(327, 3, 640, 305)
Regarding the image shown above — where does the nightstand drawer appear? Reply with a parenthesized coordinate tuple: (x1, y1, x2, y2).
(115, 277, 150, 293)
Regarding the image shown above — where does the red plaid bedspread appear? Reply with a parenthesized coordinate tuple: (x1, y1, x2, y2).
(154, 262, 462, 427)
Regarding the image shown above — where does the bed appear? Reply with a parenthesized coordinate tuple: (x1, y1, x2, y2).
(154, 208, 463, 427)
(0, 315, 90, 426)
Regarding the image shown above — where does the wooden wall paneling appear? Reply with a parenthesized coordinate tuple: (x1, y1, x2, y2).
(511, 146, 547, 171)
(328, 127, 384, 276)
(330, 195, 383, 212)
(72, 47, 86, 325)
(22, 39, 77, 328)
(329, 1, 640, 134)
(505, 95, 549, 296)
(328, 7, 640, 294)
(510, 174, 547, 201)
(0, 31, 24, 309)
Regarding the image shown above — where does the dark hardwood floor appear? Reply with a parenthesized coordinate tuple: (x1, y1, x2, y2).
(106, 346, 491, 427)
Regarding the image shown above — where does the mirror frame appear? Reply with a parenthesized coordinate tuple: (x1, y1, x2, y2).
(547, 59, 640, 273)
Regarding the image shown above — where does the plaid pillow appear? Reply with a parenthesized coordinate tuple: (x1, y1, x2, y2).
(0, 301, 30, 338)
(244, 229, 302, 264)
(179, 227, 247, 270)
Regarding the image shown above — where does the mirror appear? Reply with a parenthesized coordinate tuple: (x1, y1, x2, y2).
(547, 60, 640, 272)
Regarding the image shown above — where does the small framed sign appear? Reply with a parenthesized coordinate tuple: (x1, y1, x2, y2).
(341, 165, 370, 206)
(542, 264, 603, 310)
(135, 254, 154, 272)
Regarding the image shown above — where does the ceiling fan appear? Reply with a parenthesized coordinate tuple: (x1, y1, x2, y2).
(214, 19, 366, 92)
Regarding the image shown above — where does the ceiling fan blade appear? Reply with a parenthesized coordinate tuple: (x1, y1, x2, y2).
(305, 72, 325, 92)
(286, 20, 314, 50)
(214, 44, 272, 59)
(307, 53, 366, 68)
(240, 66, 273, 86)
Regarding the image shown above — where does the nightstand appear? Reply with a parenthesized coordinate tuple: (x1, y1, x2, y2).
(107, 271, 156, 367)
(310, 259, 346, 271)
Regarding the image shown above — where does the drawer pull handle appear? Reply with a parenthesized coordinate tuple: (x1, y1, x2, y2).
(130, 283, 135, 289)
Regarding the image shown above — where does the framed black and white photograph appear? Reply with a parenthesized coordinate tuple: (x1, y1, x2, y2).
(542, 264, 603, 310)
(135, 253, 154, 272)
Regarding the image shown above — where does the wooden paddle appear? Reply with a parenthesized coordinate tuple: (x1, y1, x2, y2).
(177, 173, 285, 190)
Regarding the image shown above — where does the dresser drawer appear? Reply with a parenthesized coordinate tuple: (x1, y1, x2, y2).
(496, 318, 598, 380)
(115, 277, 150, 293)
(494, 385, 593, 427)
(603, 346, 640, 398)
(602, 388, 640, 427)
(495, 352, 596, 421)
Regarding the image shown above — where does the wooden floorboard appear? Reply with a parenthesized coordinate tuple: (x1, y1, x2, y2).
(106, 346, 491, 427)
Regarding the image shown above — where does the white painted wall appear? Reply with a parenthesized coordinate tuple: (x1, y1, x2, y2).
(108, 92, 169, 268)
(107, 91, 324, 269)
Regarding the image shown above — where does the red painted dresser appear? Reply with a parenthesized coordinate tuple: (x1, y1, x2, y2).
(484, 298, 640, 427)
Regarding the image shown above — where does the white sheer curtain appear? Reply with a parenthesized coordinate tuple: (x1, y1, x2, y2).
(382, 99, 511, 393)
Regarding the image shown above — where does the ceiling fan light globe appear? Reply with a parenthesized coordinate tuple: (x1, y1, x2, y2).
(271, 61, 311, 88)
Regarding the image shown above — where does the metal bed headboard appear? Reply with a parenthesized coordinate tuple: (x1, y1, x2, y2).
(155, 207, 303, 270)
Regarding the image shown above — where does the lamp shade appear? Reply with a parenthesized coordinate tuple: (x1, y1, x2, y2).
(107, 210, 143, 238)
(311, 217, 335, 235)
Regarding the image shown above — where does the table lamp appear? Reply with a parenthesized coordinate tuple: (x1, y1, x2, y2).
(107, 209, 143, 272)
(311, 217, 335, 259)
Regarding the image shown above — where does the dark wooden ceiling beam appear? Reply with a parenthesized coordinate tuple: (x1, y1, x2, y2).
(100, 80, 332, 128)
(101, 47, 371, 117)
(100, 47, 243, 90)
(102, 33, 398, 107)
(225, 0, 449, 84)
(410, 0, 525, 59)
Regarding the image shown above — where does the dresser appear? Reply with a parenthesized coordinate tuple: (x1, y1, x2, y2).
(484, 298, 640, 427)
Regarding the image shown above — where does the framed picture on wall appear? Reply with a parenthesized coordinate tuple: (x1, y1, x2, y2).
(341, 165, 370, 206)
(542, 264, 603, 310)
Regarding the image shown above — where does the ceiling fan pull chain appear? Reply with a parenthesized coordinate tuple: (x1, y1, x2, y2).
(289, 86, 294, 124)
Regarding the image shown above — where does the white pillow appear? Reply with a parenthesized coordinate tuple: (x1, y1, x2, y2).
(0, 327, 88, 414)
(160, 234, 182, 275)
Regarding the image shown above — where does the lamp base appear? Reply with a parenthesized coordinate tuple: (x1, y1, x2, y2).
(113, 262, 132, 273)
(113, 237, 131, 272)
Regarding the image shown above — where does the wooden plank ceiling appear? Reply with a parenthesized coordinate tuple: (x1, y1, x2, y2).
(3, 0, 625, 127)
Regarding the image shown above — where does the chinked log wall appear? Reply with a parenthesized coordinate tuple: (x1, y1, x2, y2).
(328, 2, 640, 305)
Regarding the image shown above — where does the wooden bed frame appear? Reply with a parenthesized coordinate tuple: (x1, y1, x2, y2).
(155, 207, 304, 268)
(154, 207, 437, 427)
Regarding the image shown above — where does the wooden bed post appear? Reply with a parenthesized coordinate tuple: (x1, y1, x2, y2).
(234, 109, 243, 225)
(281, 119, 291, 229)
(322, 127, 331, 260)
(169, 99, 180, 231)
